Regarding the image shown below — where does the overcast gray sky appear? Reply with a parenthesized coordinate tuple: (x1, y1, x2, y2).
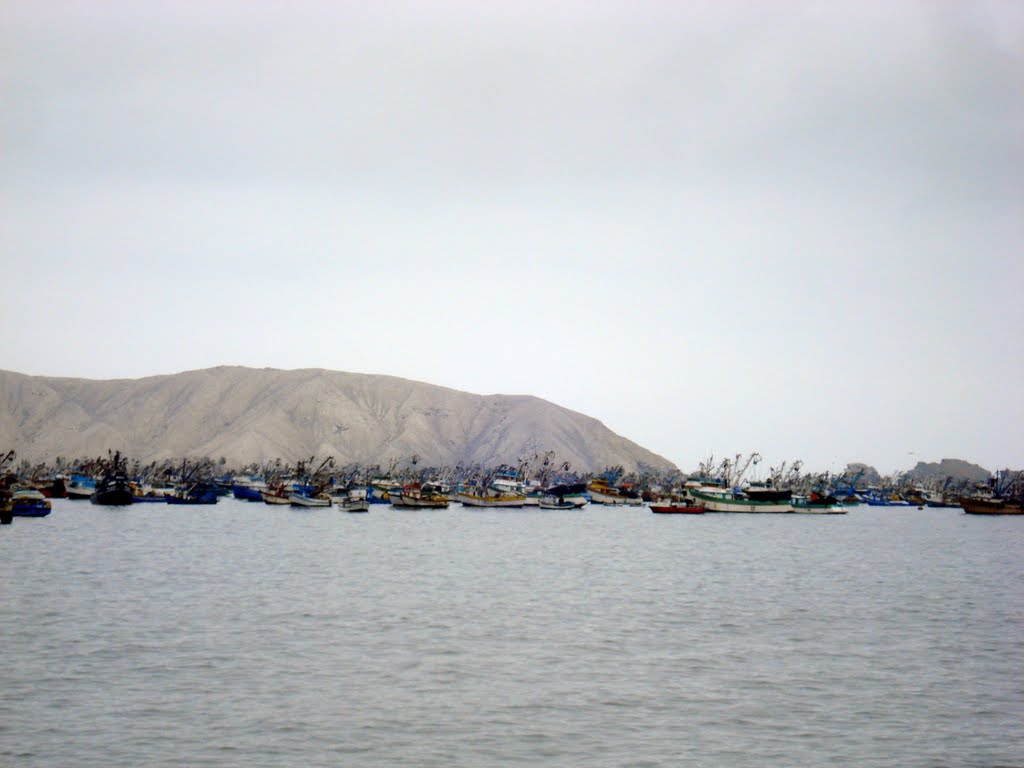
(2, 1, 1021, 474)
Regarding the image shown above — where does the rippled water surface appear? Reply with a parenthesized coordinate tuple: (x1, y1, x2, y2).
(2, 499, 1022, 767)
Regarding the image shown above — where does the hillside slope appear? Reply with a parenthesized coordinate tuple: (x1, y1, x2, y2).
(0, 367, 676, 472)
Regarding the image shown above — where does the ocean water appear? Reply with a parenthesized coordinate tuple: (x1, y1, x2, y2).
(1, 498, 1021, 768)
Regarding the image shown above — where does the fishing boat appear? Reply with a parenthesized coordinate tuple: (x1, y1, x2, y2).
(391, 482, 449, 509)
(457, 491, 527, 507)
(331, 485, 370, 513)
(133, 486, 172, 503)
(166, 482, 220, 505)
(231, 475, 267, 502)
(11, 489, 52, 517)
(66, 473, 97, 500)
(286, 457, 335, 507)
(456, 468, 528, 508)
(958, 496, 1024, 515)
(31, 477, 67, 498)
(742, 485, 793, 503)
(859, 488, 910, 506)
(688, 485, 794, 513)
(340, 496, 370, 513)
(290, 491, 332, 507)
(261, 484, 292, 505)
(538, 483, 589, 510)
(791, 492, 848, 514)
(91, 452, 134, 506)
(586, 478, 627, 505)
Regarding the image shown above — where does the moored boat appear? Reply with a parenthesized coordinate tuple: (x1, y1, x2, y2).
(166, 485, 220, 505)
(650, 499, 705, 514)
(340, 497, 370, 513)
(791, 491, 847, 514)
(11, 489, 52, 517)
(391, 482, 449, 509)
(66, 473, 97, 500)
(261, 485, 292, 505)
(231, 476, 268, 502)
(133, 487, 171, 503)
(958, 496, 1024, 515)
(289, 491, 332, 507)
(457, 468, 528, 508)
(586, 478, 627, 505)
(538, 483, 588, 510)
(688, 486, 794, 513)
(91, 452, 134, 506)
(456, 489, 527, 508)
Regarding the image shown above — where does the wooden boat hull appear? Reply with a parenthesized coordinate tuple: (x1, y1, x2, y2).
(456, 493, 526, 508)
(650, 504, 705, 514)
(391, 496, 449, 508)
(587, 489, 626, 505)
(959, 497, 1024, 515)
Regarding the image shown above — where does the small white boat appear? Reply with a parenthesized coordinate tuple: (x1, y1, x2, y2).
(391, 483, 449, 509)
(340, 498, 370, 513)
(289, 492, 332, 507)
(261, 487, 292, 505)
(538, 483, 588, 510)
(458, 469, 528, 508)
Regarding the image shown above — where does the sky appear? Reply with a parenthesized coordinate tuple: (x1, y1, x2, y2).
(2, 0, 1022, 475)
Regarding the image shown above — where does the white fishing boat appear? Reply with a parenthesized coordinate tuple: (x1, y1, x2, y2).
(261, 485, 292, 505)
(688, 486, 794, 513)
(586, 477, 642, 505)
(340, 497, 370, 513)
(455, 489, 527, 507)
(586, 478, 627, 505)
(391, 482, 449, 509)
(289, 492, 332, 507)
(792, 492, 848, 514)
(457, 469, 528, 508)
(538, 483, 588, 510)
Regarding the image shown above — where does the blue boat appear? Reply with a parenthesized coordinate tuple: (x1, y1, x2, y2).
(11, 489, 52, 517)
(66, 473, 97, 500)
(231, 475, 267, 502)
(166, 482, 220, 505)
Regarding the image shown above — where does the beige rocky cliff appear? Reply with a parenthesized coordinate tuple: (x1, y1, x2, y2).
(0, 367, 676, 472)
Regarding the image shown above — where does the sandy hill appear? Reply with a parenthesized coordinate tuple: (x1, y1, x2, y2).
(0, 366, 676, 473)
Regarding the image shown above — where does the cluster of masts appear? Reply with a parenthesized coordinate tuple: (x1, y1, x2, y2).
(5, 449, 1020, 506)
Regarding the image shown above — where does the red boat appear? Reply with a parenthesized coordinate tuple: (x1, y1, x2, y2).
(650, 500, 705, 514)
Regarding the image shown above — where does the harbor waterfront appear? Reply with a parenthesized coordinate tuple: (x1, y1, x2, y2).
(1, 498, 1021, 767)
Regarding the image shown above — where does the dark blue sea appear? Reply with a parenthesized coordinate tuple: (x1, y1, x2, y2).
(2, 498, 1021, 767)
